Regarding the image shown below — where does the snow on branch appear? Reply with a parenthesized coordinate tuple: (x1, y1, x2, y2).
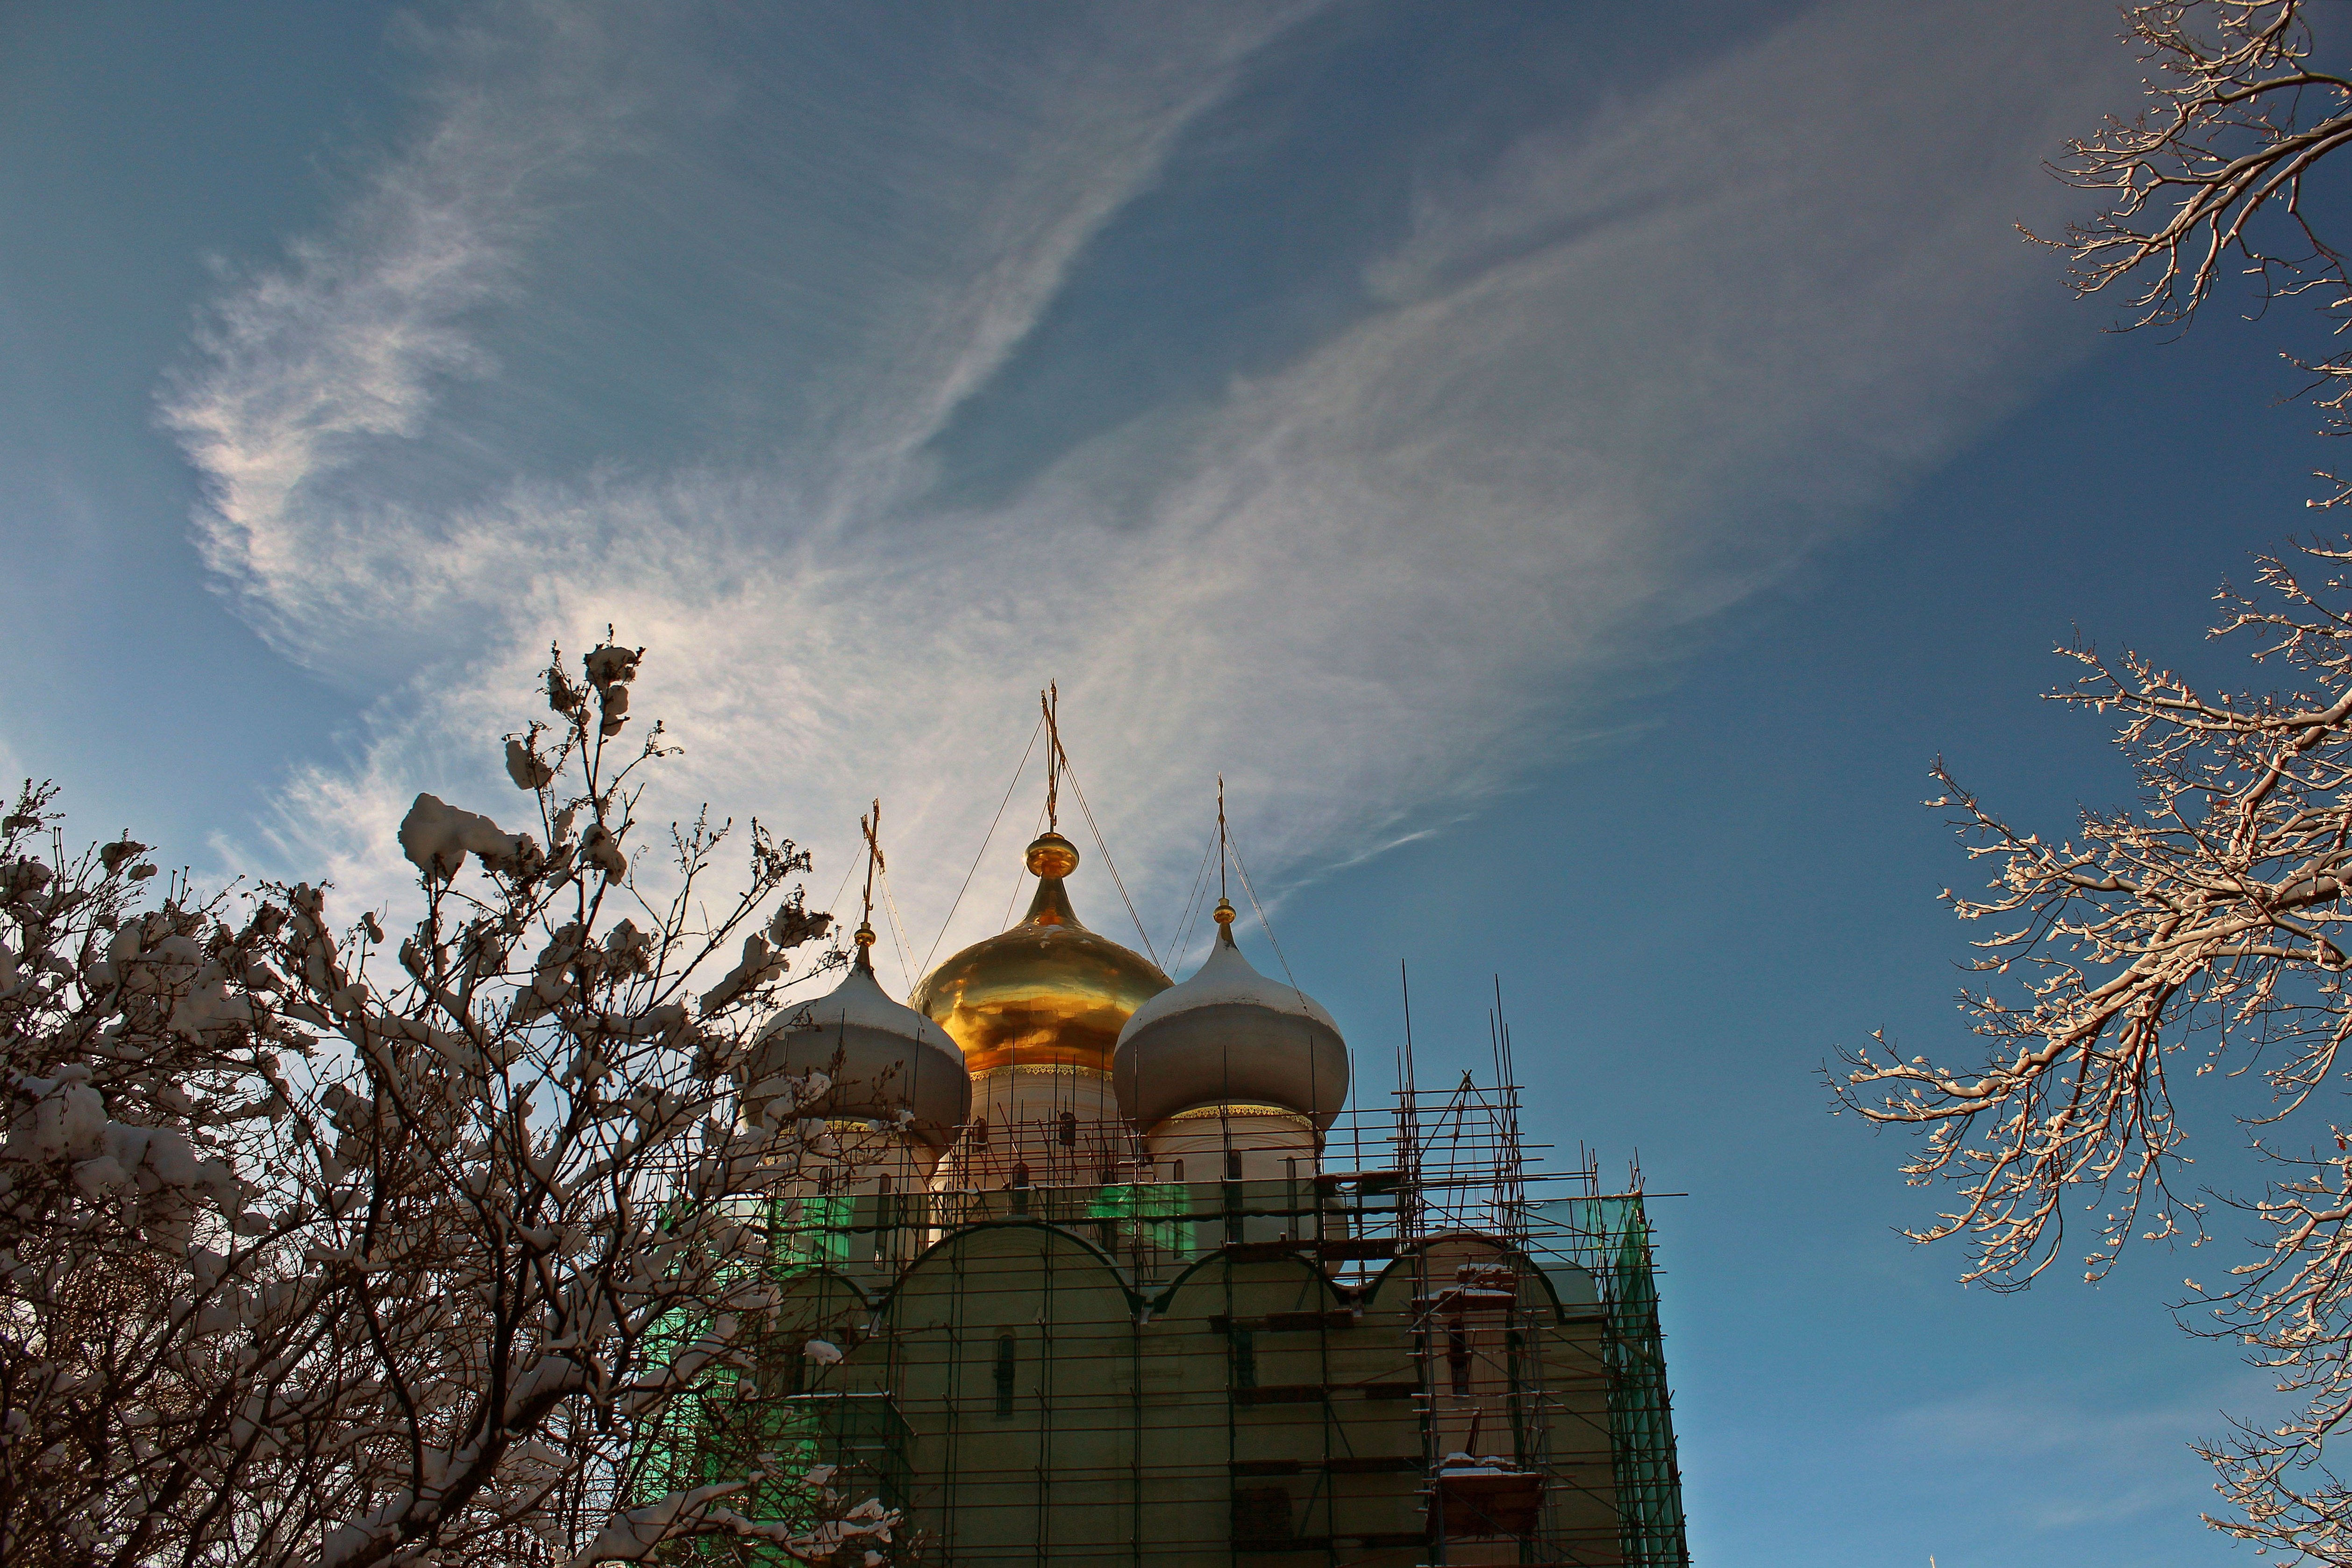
(2036, 1, 2352, 505)
(1835, 542, 2352, 1557)
(2, 637, 882, 1566)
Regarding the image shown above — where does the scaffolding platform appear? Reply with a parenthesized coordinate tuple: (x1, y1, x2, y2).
(638, 1074, 1690, 1566)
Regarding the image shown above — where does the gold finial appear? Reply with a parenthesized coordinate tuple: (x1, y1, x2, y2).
(1019, 689, 1081, 928)
(1019, 831, 1081, 928)
(1025, 831, 1079, 879)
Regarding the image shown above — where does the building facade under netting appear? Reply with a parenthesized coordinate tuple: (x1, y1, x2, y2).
(644, 820, 1690, 1566)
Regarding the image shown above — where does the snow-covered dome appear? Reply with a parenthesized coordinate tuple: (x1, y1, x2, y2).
(1112, 902, 1348, 1132)
(741, 938, 970, 1147)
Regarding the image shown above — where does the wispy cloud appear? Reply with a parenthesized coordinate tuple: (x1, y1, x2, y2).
(159, 5, 646, 656)
(1888, 1377, 2251, 1530)
(170, 0, 2134, 983)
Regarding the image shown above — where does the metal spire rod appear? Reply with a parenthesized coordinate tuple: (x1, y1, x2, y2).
(852, 798, 885, 970)
(860, 797, 884, 927)
(1041, 682, 1061, 833)
(1217, 773, 1228, 907)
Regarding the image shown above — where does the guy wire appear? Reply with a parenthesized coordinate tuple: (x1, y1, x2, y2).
(921, 713, 1044, 976)
(1226, 833, 1302, 997)
(822, 855, 859, 966)
(1055, 752, 1157, 966)
(1166, 820, 1220, 973)
(876, 861, 918, 995)
(1001, 803, 1048, 932)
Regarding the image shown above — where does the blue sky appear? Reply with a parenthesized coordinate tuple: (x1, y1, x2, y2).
(1, 2, 2322, 1561)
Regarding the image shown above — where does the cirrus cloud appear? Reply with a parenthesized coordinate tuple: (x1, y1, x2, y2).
(170, 0, 2133, 988)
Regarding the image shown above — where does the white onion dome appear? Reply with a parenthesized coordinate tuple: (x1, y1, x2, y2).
(1112, 900, 1348, 1132)
(741, 927, 971, 1147)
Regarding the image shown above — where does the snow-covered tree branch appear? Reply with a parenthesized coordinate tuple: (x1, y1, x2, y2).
(1840, 7, 2352, 1553)
(3, 640, 899, 1568)
(2038, 1, 2352, 503)
(1835, 544, 2352, 1559)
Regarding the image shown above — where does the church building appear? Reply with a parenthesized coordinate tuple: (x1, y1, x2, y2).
(654, 749, 1689, 1567)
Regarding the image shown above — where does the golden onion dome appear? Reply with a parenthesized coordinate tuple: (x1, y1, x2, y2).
(909, 832, 1170, 1076)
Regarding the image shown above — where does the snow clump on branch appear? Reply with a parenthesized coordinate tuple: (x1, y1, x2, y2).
(397, 793, 538, 881)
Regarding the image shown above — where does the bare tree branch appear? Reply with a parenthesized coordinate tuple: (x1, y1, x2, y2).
(1836, 543, 2352, 1561)
(2037, 1, 2352, 504)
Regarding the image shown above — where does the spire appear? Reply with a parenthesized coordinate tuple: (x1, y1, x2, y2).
(1215, 774, 1237, 949)
(1041, 682, 1062, 834)
(907, 684, 1171, 1085)
(1020, 683, 1083, 928)
(1112, 779, 1349, 1132)
(855, 798, 884, 973)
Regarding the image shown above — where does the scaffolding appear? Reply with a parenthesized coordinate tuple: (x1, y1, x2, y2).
(635, 1060, 1689, 1568)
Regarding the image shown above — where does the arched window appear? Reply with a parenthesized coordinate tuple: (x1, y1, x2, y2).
(993, 1333, 1017, 1418)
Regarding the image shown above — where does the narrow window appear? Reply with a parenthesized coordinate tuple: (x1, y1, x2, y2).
(973, 1118, 990, 1147)
(1057, 1110, 1077, 1147)
(1448, 1328, 1472, 1397)
(1225, 1149, 1243, 1180)
(1505, 1327, 1528, 1450)
(872, 1170, 897, 1266)
(1230, 1327, 1258, 1390)
(994, 1333, 1017, 1418)
(1171, 1159, 1184, 1183)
